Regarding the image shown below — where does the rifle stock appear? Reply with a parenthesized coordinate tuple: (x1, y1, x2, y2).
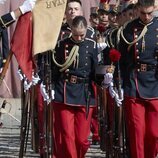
(0, 51, 13, 85)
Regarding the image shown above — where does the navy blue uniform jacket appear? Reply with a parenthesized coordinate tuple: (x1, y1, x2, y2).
(119, 17, 158, 99)
(52, 37, 98, 106)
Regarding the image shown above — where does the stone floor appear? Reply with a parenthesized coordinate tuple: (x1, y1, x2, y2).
(0, 98, 105, 158)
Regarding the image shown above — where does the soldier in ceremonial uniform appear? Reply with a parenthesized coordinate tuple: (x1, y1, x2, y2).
(0, 0, 36, 69)
(52, 15, 98, 158)
(58, 0, 96, 41)
(119, 0, 158, 157)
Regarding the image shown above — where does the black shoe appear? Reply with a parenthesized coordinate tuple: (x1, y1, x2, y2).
(92, 140, 100, 145)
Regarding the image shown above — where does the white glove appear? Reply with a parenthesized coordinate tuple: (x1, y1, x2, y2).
(24, 80, 32, 92)
(51, 90, 55, 100)
(97, 42, 107, 52)
(17, 69, 24, 81)
(0, 0, 7, 4)
(102, 73, 113, 87)
(32, 74, 40, 85)
(109, 82, 116, 98)
(19, 0, 36, 14)
(40, 82, 50, 102)
(109, 83, 124, 106)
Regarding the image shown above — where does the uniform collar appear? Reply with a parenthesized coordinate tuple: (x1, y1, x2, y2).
(138, 17, 154, 26)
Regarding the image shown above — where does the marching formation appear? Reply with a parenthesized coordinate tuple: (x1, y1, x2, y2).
(0, 0, 158, 158)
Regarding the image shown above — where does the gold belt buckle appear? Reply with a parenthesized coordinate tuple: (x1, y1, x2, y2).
(70, 75, 77, 83)
(140, 64, 147, 72)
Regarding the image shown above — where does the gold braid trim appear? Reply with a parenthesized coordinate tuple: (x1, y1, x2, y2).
(0, 17, 7, 28)
(109, 27, 118, 48)
(120, 25, 147, 46)
(52, 45, 79, 72)
(0, 17, 15, 29)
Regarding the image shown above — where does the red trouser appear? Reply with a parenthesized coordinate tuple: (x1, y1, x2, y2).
(53, 102, 93, 158)
(36, 84, 45, 154)
(91, 106, 100, 141)
(124, 96, 158, 158)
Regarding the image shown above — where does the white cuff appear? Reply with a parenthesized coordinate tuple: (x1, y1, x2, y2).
(10, 11, 16, 20)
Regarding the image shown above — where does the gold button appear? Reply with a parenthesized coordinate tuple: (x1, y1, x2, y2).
(65, 69, 69, 72)
(2, 59, 6, 63)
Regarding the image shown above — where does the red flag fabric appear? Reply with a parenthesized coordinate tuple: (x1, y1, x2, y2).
(10, 12, 34, 82)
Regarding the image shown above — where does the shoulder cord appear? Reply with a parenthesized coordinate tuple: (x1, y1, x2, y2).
(52, 45, 79, 72)
(120, 24, 148, 50)
(109, 27, 118, 48)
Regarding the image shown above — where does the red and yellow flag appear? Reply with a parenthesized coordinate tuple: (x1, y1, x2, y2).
(11, 0, 67, 81)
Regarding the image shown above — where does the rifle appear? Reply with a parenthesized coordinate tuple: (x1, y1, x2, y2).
(40, 51, 53, 158)
(30, 85, 40, 153)
(45, 51, 53, 157)
(19, 88, 30, 158)
(95, 65, 115, 156)
(98, 86, 107, 152)
(0, 51, 13, 85)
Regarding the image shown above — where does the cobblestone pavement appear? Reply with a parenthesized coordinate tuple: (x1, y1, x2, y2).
(0, 98, 105, 158)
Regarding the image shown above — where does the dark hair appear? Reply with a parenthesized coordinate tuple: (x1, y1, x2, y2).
(137, 0, 155, 7)
(90, 13, 98, 19)
(126, 3, 136, 10)
(71, 16, 87, 28)
(67, 0, 82, 6)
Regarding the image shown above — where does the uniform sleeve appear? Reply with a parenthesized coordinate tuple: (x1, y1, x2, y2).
(1, 29, 9, 59)
(51, 42, 63, 82)
(0, 13, 15, 32)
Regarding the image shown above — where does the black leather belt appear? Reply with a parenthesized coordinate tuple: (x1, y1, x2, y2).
(61, 74, 89, 84)
(136, 63, 157, 72)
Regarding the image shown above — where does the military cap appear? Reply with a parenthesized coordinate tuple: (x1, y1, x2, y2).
(98, 2, 109, 14)
(90, 7, 99, 14)
(108, 7, 118, 15)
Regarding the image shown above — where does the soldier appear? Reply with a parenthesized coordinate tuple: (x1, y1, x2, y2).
(97, 7, 109, 30)
(52, 15, 98, 158)
(0, 0, 36, 69)
(58, 0, 96, 40)
(119, 0, 158, 157)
